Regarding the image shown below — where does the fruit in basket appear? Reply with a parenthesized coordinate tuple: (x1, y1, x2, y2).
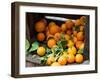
(49, 23, 60, 35)
(75, 54, 84, 63)
(48, 22, 56, 27)
(64, 34, 70, 41)
(77, 32, 84, 41)
(51, 62, 61, 66)
(62, 51, 68, 57)
(68, 46, 77, 55)
(65, 20, 74, 29)
(67, 54, 75, 63)
(35, 20, 46, 32)
(75, 19, 81, 26)
(75, 41, 83, 49)
(58, 56, 67, 65)
(54, 33, 61, 41)
(80, 26, 84, 32)
(79, 43, 84, 49)
(37, 47, 46, 56)
(73, 36, 77, 44)
(47, 56, 55, 65)
(61, 23, 67, 32)
(37, 33, 45, 41)
(67, 40, 74, 47)
(80, 16, 86, 26)
(73, 30, 77, 37)
(47, 39, 56, 48)
(41, 19, 47, 25)
(66, 29, 72, 35)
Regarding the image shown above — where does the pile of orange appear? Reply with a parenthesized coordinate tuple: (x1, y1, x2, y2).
(34, 16, 86, 66)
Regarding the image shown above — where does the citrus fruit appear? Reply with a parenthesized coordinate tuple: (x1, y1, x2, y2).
(51, 62, 61, 66)
(67, 40, 74, 47)
(80, 16, 86, 26)
(65, 20, 74, 29)
(35, 21, 46, 32)
(61, 23, 67, 32)
(75, 41, 83, 49)
(37, 47, 46, 56)
(73, 31, 77, 37)
(58, 56, 67, 65)
(48, 22, 56, 27)
(47, 39, 56, 48)
(54, 33, 61, 41)
(80, 26, 84, 32)
(66, 30, 72, 35)
(68, 46, 77, 55)
(75, 54, 84, 63)
(64, 34, 70, 41)
(79, 43, 84, 49)
(75, 19, 81, 26)
(77, 32, 84, 41)
(37, 33, 45, 41)
(67, 54, 75, 63)
(49, 24, 60, 35)
(47, 56, 55, 65)
(73, 37, 77, 44)
(62, 51, 68, 58)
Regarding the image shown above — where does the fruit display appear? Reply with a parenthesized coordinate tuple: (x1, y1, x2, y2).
(26, 15, 87, 66)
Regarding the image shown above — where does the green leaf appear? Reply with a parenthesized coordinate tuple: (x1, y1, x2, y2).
(73, 26, 80, 32)
(25, 39, 30, 51)
(77, 48, 84, 54)
(61, 34, 65, 40)
(29, 41, 39, 52)
(57, 40, 67, 49)
(46, 48, 52, 55)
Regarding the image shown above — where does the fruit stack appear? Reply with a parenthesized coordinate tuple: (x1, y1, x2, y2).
(26, 16, 86, 66)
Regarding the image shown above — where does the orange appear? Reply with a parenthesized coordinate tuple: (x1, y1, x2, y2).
(65, 20, 74, 29)
(47, 39, 56, 48)
(47, 56, 55, 65)
(73, 37, 77, 44)
(49, 22, 60, 35)
(64, 34, 70, 41)
(62, 51, 68, 58)
(61, 23, 67, 32)
(37, 33, 45, 42)
(48, 22, 56, 27)
(68, 46, 77, 55)
(77, 32, 84, 41)
(58, 56, 67, 65)
(75, 41, 83, 49)
(54, 33, 61, 41)
(80, 16, 86, 26)
(51, 62, 61, 66)
(35, 21, 46, 32)
(40, 19, 47, 25)
(75, 19, 81, 26)
(73, 31, 77, 37)
(80, 26, 84, 32)
(79, 43, 84, 49)
(67, 40, 74, 47)
(75, 54, 84, 63)
(67, 54, 75, 63)
(37, 47, 46, 56)
(66, 30, 72, 35)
